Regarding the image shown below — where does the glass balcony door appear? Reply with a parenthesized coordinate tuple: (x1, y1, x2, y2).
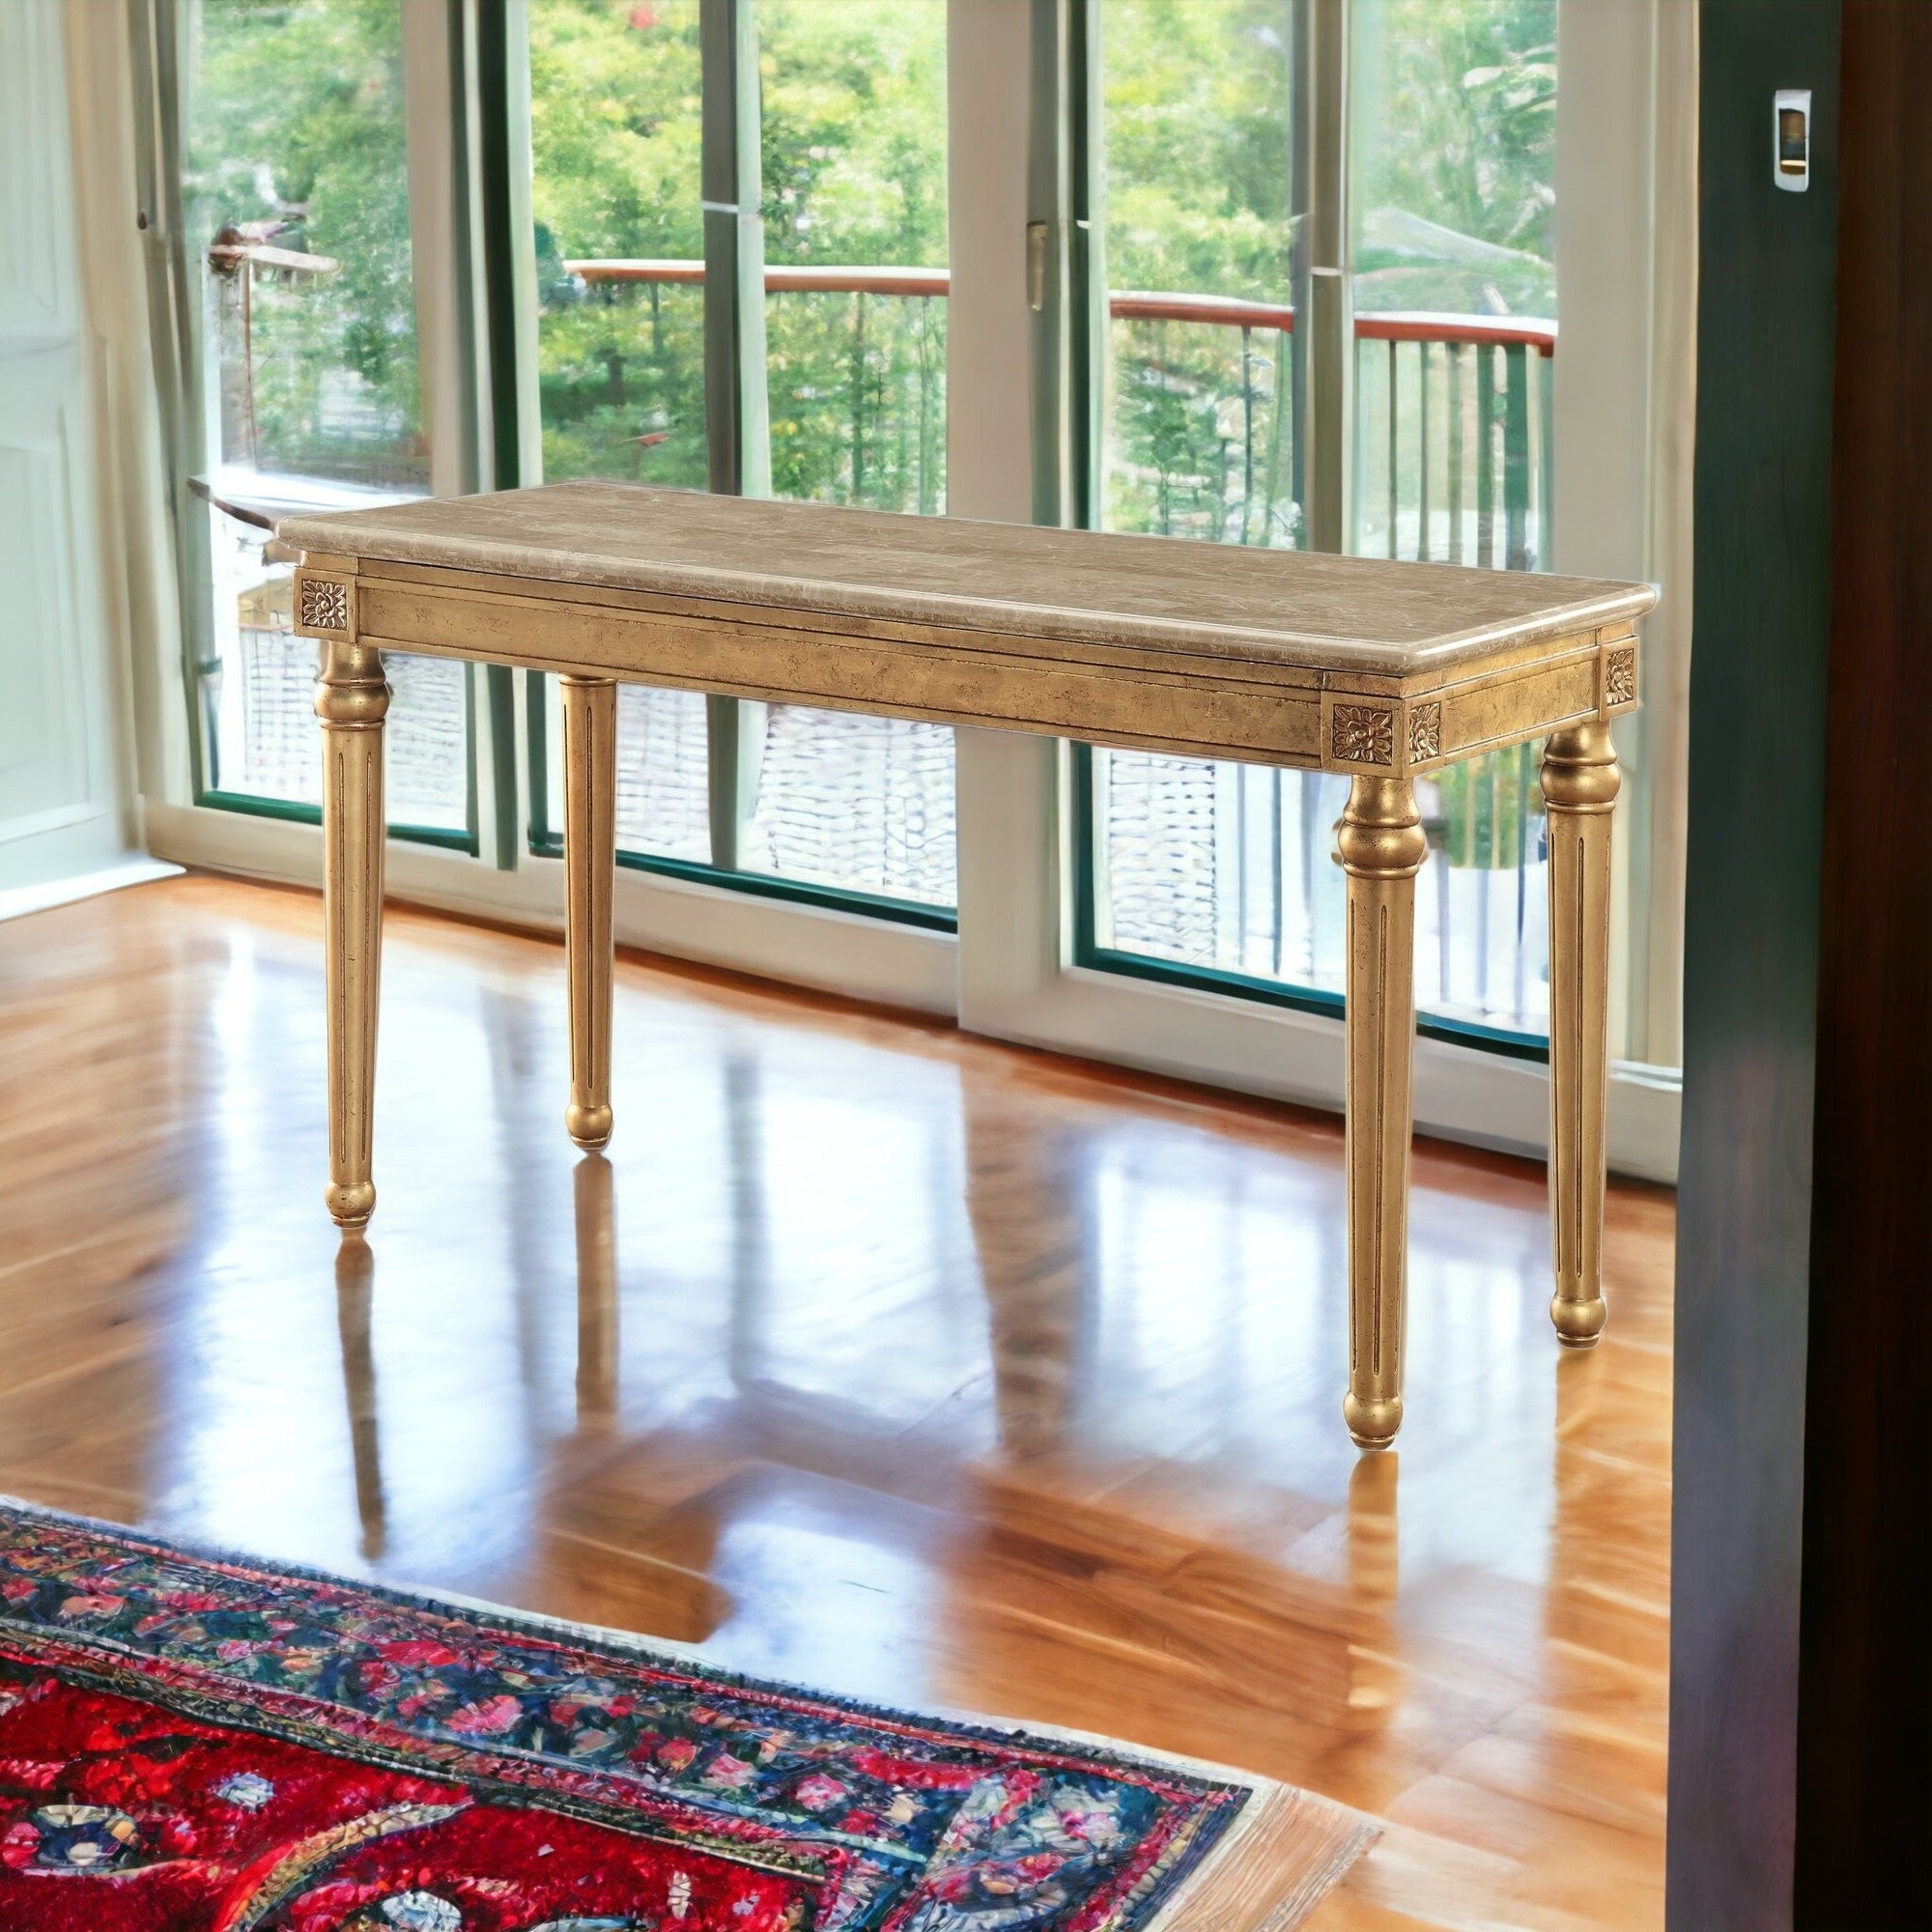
(524, 0, 954, 920)
(1080, 0, 1563, 1044)
(180, 0, 474, 848)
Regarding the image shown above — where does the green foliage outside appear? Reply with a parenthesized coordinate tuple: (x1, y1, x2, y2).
(1099, 0, 1295, 544)
(530, 0, 947, 507)
(1099, 0, 1556, 547)
(185, 0, 1553, 531)
(1353, 0, 1557, 314)
(1101, 0, 1294, 302)
(529, 0, 709, 489)
(185, 0, 1559, 882)
(185, 0, 426, 486)
(758, 0, 947, 508)
(1358, 0, 1557, 874)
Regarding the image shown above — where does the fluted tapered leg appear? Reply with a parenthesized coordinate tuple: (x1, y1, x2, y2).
(562, 674, 617, 1151)
(575, 1153, 618, 1424)
(1542, 721, 1620, 1346)
(316, 638, 389, 1228)
(1338, 777, 1427, 1450)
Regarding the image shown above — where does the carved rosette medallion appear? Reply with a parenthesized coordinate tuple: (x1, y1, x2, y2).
(1408, 702, 1443, 763)
(298, 576, 352, 634)
(1332, 704, 1396, 767)
(1605, 645, 1637, 707)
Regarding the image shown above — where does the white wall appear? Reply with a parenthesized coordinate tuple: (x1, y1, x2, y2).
(0, 1, 151, 901)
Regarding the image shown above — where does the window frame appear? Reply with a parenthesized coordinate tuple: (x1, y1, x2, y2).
(1065, 741, 1550, 1064)
(133, 0, 1685, 1182)
(1065, 0, 1559, 1059)
(952, 0, 1680, 1181)
(522, 696, 956, 934)
(513, 0, 962, 926)
(156, 0, 483, 853)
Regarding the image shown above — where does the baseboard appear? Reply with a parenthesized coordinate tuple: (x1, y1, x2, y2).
(0, 856, 183, 923)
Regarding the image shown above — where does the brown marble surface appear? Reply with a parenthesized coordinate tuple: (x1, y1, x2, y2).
(278, 483, 1655, 677)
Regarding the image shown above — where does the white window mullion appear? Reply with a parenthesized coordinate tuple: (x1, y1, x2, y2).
(949, 0, 1066, 1040)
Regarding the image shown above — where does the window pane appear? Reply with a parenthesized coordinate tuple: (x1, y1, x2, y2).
(185, 0, 468, 835)
(1351, 0, 1556, 567)
(1088, 0, 1560, 1037)
(1352, 0, 1557, 319)
(529, 0, 711, 863)
(1091, 753, 1553, 1034)
(208, 502, 469, 835)
(542, 680, 712, 867)
(1350, 0, 1556, 1032)
(751, 0, 954, 909)
(740, 707, 955, 908)
(529, 0, 708, 489)
(1099, 0, 1297, 547)
(526, 0, 952, 909)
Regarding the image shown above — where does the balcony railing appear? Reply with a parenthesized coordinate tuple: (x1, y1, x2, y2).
(551, 260, 1549, 1037)
(1086, 281, 1557, 1033)
(207, 249, 1558, 1030)
(561, 256, 1553, 563)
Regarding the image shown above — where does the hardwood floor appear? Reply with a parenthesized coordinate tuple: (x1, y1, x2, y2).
(0, 874, 1672, 1929)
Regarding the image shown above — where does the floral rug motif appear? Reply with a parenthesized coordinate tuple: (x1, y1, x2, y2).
(0, 1502, 1371, 1930)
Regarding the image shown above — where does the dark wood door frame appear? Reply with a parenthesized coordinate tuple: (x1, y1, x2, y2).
(1671, 3, 1932, 1924)
(1793, 0, 1932, 1920)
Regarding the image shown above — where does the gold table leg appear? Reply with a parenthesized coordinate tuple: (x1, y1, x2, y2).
(316, 637, 389, 1229)
(575, 1152, 618, 1425)
(1542, 722, 1620, 1346)
(1338, 776, 1427, 1450)
(562, 674, 617, 1151)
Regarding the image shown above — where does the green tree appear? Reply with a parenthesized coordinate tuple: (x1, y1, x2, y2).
(1100, 0, 1296, 543)
(1353, 0, 1556, 313)
(529, 0, 947, 508)
(528, 0, 710, 486)
(757, 0, 947, 509)
(186, 0, 425, 485)
(1098, 0, 1556, 546)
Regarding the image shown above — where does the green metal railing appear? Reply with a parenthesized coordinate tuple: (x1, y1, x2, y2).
(1093, 301, 1560, 1038)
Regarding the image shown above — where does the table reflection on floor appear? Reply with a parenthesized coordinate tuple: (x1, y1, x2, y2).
(0, 877, 1675, 1931)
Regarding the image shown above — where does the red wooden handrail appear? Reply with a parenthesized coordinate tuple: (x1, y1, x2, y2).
(1356, 309, 1555, 355)
(563, 259, 1556, 355)
(1108, 289, 1294, 329)
(209, 241, 340, 277)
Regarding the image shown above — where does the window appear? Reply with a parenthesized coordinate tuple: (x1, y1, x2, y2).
(182, 0, 471, 845)
(142, 0, 1683, 1168)
(1098, 1, 1297, 549)
(1081, 0, 1562, 1042)
(750, 0, 953, 909)
(529, 0, 712, 866)
(526, 0, 953, 915)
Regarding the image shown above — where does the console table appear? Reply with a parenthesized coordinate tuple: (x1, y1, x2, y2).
(280, 484, 1652, 1448)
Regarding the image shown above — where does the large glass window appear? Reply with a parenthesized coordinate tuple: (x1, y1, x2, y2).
(748, 0, 953, 909)
(1098, 1, 1296, 548)
(527, 0, 953, 914)
(529, 0, 712, 865)
(184, 0, 470, 843)
(1084, 0, 1560, 1039)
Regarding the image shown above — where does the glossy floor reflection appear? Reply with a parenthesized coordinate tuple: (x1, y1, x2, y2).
(0, 875, 1672, 1929)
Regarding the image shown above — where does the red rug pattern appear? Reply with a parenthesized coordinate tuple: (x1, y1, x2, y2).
(0, 1505, 1254, 1929)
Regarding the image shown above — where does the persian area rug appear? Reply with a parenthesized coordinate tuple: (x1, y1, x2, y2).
(0, 1500, 1373, 1931)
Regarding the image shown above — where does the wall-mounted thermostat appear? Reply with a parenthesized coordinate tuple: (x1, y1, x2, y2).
(1775, 89, 1810, 192)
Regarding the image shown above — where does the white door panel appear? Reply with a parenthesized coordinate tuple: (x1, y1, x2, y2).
(0, 2, 72, 347)
(0, 1, 132, 889)
(0, 384, 98, 833)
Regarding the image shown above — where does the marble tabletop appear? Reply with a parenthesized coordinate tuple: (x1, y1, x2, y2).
(278, 482, 1655, 679)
